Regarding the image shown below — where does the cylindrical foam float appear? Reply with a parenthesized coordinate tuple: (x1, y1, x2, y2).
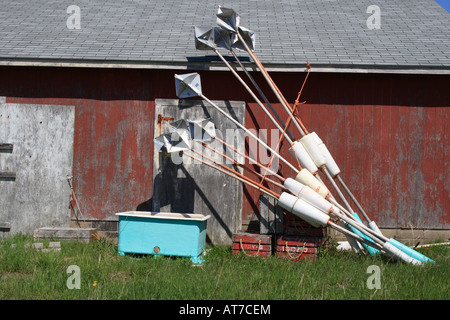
(289, 140, 318, 174)
(319, 144, 340, 177)
(298, 184, 338, 215)
(310, 132, 340, 177)
(295, 168, 329, 199)
(278, 192, 330, 228)
(284, 178, 335, 214)
(283, 177, 305, 197)
(300, 133, 326, 167)
(278, 192, 321, 228)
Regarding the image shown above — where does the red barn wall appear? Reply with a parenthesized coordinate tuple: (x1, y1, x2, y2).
(0, 66, 448, 229)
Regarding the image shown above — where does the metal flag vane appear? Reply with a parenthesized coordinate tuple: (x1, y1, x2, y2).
(233, 26, 256, 52)
(174, 73, 202, 98)
(173, 72, 300, 173)
(216, 6, 240, 33)
(154, 118, 218, 153)
(154, 133, 191, 153)
(194, 26, 234, 51)
(189, 118, 216, 142)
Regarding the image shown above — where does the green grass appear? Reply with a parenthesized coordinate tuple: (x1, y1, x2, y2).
(0, 234, 448, 300)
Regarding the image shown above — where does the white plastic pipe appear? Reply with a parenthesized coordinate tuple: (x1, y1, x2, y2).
(230, 49, 295, 143)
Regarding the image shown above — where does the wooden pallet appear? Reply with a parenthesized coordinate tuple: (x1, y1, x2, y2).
(275, 235, 321, 261)
(232, 232, 272, 257)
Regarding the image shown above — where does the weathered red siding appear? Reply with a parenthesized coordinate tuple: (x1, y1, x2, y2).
(1, 66, 448, 229)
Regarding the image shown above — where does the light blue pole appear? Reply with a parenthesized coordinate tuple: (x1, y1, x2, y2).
(388, 238, 435, 264)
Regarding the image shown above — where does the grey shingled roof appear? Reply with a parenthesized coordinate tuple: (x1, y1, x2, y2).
(0, 0, 449, 72)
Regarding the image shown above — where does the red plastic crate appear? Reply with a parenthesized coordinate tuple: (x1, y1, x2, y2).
(232, 232, 272, 257)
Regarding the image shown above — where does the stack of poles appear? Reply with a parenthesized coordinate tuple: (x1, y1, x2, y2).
(174, 75, 430, 265)
(170, 7, 433, 265)
(194, 24, 368, 253)
(227, 26, 433, 264)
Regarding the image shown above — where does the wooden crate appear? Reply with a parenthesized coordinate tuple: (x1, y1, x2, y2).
(282, 212, 325, 237)
(276, 235, 321, 261)
(232, 233, 272, 257)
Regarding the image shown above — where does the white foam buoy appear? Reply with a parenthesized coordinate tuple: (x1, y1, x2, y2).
(289, 140, 318, 174)
(300, 133, 326, 167)
(284, 177, 339, 215)
(278, 192, 330, 228)
(283, 177, 305, 196)
(312, 132, 341, 177)
(297, 184, 339, 215)
(295, 168, 329, 199)
(319, 144, 341, 177)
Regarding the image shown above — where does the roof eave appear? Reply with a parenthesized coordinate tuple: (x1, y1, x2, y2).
(0, 58, 449, 75)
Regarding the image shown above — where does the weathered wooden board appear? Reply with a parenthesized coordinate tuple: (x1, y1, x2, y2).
(34, 227, 97, 243)
(0, 102, 75, 235)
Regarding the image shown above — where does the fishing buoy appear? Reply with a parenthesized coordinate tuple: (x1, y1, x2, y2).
(319, 144, 340, 177)
(295, 168, 329, 199)
(298, 184, 339, 215)
(289, 140, 318, 174)
(299, 133, 326, 168)
(283, 177, 305, 197)
(310, 132, 340, 177)
(278, 192, 330, 228)
(311, 132, 341, 177)
(284, 178, 337, 214)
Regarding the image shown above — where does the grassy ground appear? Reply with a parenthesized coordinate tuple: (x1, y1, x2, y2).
(0, 234, 448, 300)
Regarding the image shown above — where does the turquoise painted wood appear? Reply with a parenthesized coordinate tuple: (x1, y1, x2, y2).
(116, 211, 210, 264)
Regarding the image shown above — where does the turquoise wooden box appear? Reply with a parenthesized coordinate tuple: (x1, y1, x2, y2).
(116, 211, 210, 264)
